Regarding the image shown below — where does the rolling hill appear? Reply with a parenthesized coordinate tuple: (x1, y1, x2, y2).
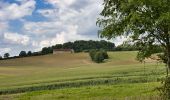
(0, 51, 166, 100)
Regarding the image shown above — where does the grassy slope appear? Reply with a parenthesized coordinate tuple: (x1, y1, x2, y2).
(0, 51, 166, 99)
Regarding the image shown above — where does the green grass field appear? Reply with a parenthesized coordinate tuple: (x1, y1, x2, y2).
(0, 51, 166, 100)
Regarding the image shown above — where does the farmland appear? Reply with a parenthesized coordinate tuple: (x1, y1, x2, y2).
(0, 51, 166, 100)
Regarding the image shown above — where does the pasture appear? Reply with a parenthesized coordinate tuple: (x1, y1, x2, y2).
(0, 51, 166, 100)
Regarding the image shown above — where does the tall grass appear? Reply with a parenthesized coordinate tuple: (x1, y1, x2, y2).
(0, 75, 163, 95)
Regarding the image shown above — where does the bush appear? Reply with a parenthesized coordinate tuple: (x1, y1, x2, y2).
(89, 49, 109, 63)
(100, 49, 109, 59)
(94, 52, 104, 63)
(89, 49, 96, 61)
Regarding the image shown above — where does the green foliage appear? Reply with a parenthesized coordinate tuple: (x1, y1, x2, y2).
(27, 51, 32, 56)
(115, 41, 139, 51)
(97, 1, 170, 98)
(97, 0, 170, 62)
(4, 53, 10, 58)
(89, 49, 96, 61)
(0, 56, 2, 60)
(136, 41, 164, 62)
(100, 49, 109, 59)
(53, 40, 115, 53)
(158, 77, 170, 100)
(19, 51, 27, 57)
(158, 53, 168, 64)
(94, 52, 105, 63)
(89, 49, 109, 63)
(42, 47, 53, 55)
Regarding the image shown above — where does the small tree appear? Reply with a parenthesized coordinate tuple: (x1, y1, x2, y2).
(27, 51, 32, 56)
(0, 56, 2, 60)
(89, 49, 108, 63)
(4, 53, 10, 58)
(19, 51, 27, 57)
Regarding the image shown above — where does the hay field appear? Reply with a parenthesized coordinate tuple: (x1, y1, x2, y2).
(0, 51, 166, 100)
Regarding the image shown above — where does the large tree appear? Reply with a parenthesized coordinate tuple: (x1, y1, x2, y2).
(97, 0, 170, 74)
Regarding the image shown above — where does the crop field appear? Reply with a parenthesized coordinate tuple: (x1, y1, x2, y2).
(0, 51, 166, 100)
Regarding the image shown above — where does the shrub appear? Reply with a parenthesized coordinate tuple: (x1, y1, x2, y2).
(100, 49, 109, 59)
(89, 49, 97, 61)
(94, 51, 105, 63)
(89, 49, 109, 63)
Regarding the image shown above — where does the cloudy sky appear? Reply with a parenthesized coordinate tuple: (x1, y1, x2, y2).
(0, 0, 124, 56)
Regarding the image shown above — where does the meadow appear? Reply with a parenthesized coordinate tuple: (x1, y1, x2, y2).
(0, 51, 166, 100)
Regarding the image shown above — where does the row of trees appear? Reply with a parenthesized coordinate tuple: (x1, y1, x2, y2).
(0, 40, 163, 60)
(39, 40, 116, 55)
(0, 40, 115, 60)
(115, 41, 163, 53)
(39, 40, 116, 56)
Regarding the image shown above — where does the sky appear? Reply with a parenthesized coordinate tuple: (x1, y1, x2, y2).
(0, 0, 125, 56)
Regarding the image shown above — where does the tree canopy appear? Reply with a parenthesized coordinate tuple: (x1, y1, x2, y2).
(97, 0, 170, 67)
(19, 51, 27, 57)
(4, 53, 10, 58)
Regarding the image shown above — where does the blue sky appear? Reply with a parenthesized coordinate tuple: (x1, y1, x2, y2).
(0, 0, 124, 56)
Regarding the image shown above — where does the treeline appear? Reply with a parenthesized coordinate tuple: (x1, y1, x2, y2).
(115, 42, 163, 52)
(0, 51, 43, 60)
(54, 40, 115, 52)
(40, 40, 116, 55)
(0, 40, 115, 60)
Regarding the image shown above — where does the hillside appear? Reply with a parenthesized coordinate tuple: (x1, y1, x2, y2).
(0, 51, 165, 100)
(0, 51, 139, 67)
(0, 53, 91, 67)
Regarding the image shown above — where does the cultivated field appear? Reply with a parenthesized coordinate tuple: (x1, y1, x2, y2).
(0, 51, 166, 100)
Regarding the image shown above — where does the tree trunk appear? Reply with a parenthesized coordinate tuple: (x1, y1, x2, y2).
(167, 53, 170, 77)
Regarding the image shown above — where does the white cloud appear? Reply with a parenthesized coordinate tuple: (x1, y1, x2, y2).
(23, 0, 103, 49)
(4, 32, 30, 45)
(37, 9, 58, 19)
(0, 48, 11, 55)
(50, 25, 85, 45)
(0, 0, 36, 21)
(45, 0, 76, 8)
(33, 25, 92, 49)
(0, 22, 8, 33)
(23, 21, 62, 35)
